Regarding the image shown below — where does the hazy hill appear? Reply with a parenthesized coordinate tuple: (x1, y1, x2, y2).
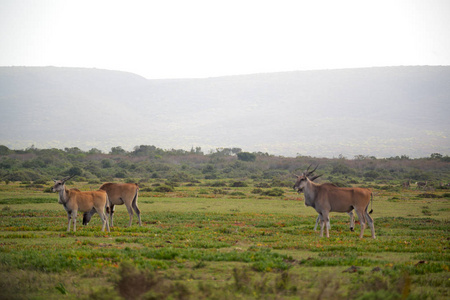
(0, 66, 449, 157)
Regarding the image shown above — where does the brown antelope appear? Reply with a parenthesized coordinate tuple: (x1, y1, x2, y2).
(52, 175, 110, 232)
(402, 180, 411, 189)
(416, 181, 427, 189)
(293, 166, 375, 238)
(299, 166, 355, 232)
(83, 183, 140, 227)
(305, 176, 355, 232)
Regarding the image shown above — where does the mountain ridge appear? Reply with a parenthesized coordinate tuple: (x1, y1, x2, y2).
(0, 66, 449, 157)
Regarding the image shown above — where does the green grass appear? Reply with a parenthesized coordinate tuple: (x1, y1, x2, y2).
(0, 181, 448, 299)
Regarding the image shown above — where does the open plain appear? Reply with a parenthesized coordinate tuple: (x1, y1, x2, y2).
(0, 180, 448, 299)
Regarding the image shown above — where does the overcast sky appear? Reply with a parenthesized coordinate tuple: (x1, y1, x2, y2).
(1, 0, 450, 79)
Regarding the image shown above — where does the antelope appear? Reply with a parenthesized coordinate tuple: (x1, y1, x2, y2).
(416, 181, 427, 189)
(402, 180, 411, 189)
(293, 166, 375, 238)
(307, 179, 355, 232)
(52, 175, 110, 232)
(83, 183, 141, 227)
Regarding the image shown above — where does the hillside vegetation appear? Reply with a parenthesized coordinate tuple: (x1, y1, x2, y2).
(1, 145, 449, 189)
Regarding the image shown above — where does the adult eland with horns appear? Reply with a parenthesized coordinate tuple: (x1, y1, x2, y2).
(293, 165, 375, 239)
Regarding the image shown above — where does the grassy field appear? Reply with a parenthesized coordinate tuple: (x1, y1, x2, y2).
(0, 181, 449, 299)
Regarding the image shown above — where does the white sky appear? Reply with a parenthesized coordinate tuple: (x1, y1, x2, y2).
(1, 0, 449, 79)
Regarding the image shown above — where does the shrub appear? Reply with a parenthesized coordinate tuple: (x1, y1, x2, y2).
(4, 170, 40, 182)
(154, 185, 174, 193)
(364, 170, 380, 180)
(252, 188, 263, 194)
(68, 166, 83, 176)
(331, 163, 353, 175)
(33, 179, 49, 185)
(237, 152, 256, 162)
(210, 181, 227, 187)
(271, 179, 291, 187)
(230, 181, 248, 187)
(230, 191, 246, 197)
(255, 182, 271, 188)
(115, 171, 127, 178)
(87, 179, 101, 184)
(417, 193, 441, 199)
(212, 188, 227, 195)
(262, 188, 284, 197)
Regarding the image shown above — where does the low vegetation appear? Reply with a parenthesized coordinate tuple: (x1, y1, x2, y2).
(0, 145, 449, 299)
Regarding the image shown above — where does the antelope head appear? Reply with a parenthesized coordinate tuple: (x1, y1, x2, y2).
(52, 174, 75, 192)
(293, 165, 322, 193)
(293, 173, 307, 193)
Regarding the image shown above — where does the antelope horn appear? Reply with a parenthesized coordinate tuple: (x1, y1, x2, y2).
(310, 174, 323, 181)
(62, 174, 76, 183)
(305, 164, 312, 173)
(306, 164, 319, 176)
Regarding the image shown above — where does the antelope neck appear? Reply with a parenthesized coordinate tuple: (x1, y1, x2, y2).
(58, 186, 69, 205)
(303, 180, 318, 208)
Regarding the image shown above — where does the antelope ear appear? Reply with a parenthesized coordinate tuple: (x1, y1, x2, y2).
(293, 174, 300, 178)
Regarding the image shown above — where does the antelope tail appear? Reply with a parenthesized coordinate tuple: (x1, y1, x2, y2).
(105, 194, 111, 211)
(132, 185, 139, 206)
(369, 192, 374, 214)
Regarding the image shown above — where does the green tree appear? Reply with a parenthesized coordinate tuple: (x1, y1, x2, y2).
(237, 152, 256, 162)
(0, 145, 11, 155)
(88, 148, 102, 154)
(68, 166, 83, 176)
(430, 153, 443, 159)
(110, 146, 127, 155)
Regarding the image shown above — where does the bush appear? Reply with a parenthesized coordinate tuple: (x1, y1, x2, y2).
(4, 170, 41, 182)
(210, 181, 227, 187)
(331, 163, 353, 175)
(230, 181, 248, 187)
(88, 179, 102, 184)
(237, 152, 256, 162)
(271, 179, 292, 187)
(364, 170, 380, 180)
(33, 179, 49, 185)
(154, 185, 174, 193)
(252, 188, 263, 194)
(262, 188, 284, 197)
(101, 159, 113, 168)
(115, 171, 127, 178)
(68, 166, 83, 176)
(230, 191, 246, 197)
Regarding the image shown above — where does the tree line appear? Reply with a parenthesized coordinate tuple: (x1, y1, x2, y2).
(0, 145, 449, 188)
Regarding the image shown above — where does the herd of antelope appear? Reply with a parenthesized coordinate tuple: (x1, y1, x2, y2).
(51, 165, 443, 238)
(52, 175, 141, 232)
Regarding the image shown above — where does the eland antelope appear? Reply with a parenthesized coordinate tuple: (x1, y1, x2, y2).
(52, 175, 110, 232)
(305, 173, 355, 232)
(83, 183, 141, 227)
(402, 180, 411, 189)
(293, 166, 375, 238)
(416, 181, 427, 189)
